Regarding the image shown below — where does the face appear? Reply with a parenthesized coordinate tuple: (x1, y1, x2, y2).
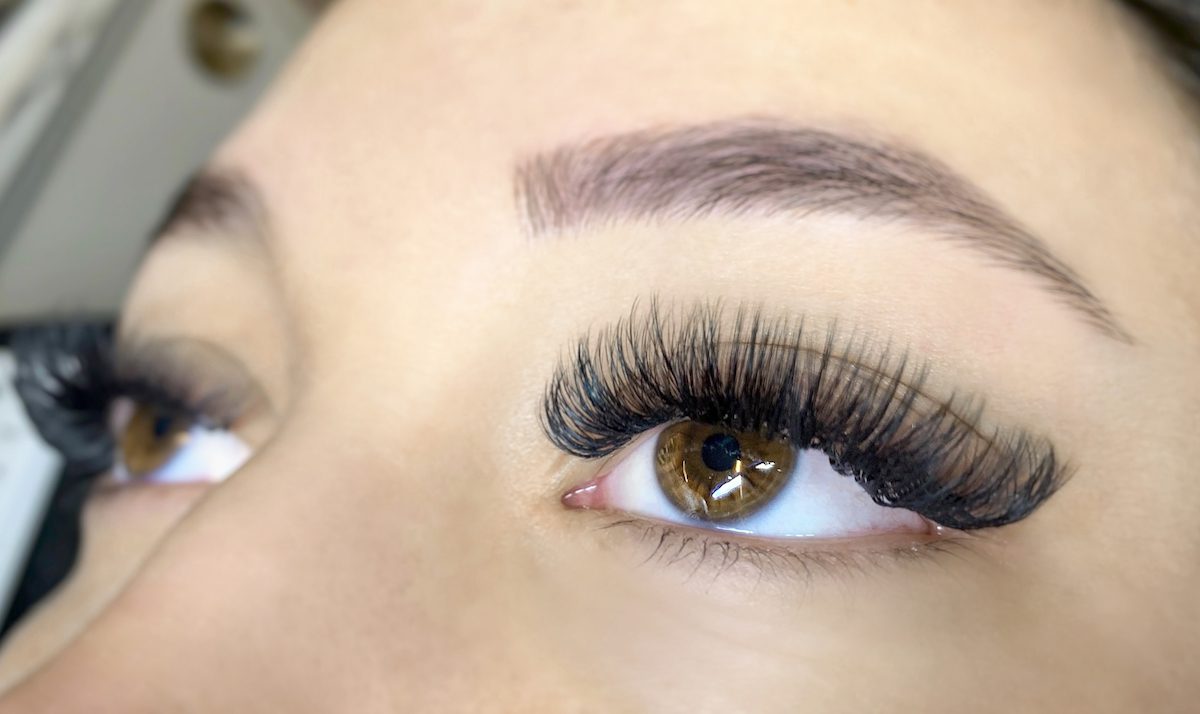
(2, 1, 1198, 711)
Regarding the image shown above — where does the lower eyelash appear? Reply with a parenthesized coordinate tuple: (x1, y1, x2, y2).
(594, 516, 981, 587)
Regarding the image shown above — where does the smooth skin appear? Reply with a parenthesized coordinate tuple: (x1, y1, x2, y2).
(1, 1, 1199, 711)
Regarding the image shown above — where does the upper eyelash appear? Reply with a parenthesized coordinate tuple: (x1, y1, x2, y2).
(541, 299, 1072, 530)
(10, 323, 230, 477)
(110, 336, 247, 430)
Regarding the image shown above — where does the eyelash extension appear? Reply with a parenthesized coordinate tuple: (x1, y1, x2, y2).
(11, 322, 234, 480)
(542, 299, 1071, 530)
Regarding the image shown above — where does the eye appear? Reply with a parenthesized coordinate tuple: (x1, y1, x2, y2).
(566, 421, 930, 539)
(110, 397, 250, 485)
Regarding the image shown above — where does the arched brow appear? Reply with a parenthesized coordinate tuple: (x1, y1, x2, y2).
(514, 118, 1131, 343)
(150, 168, 266, 249)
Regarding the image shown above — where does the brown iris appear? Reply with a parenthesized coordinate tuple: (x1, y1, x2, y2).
(654, 422, 796, 521)
(119, 403, 192, 478)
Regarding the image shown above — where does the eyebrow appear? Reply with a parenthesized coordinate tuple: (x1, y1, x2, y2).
(152, 169, 266, 247)
(515, 118, 1130, 342)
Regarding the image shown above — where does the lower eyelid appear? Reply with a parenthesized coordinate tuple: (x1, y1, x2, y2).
(592, 515, 977, 584)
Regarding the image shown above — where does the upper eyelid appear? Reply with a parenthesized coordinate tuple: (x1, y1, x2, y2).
(544, 307, 1022, 456)
(113, 332, 273, 424)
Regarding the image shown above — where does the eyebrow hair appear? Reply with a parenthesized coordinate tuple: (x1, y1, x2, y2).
(151, 169, 266, 247)
(515, 119, 1131, 343)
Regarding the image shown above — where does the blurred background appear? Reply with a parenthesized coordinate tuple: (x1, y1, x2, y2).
(0, 0, 321, 639)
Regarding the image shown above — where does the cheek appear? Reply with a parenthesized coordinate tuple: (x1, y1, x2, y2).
(0, 483, 210, 691)
(82, 482, 212, 565)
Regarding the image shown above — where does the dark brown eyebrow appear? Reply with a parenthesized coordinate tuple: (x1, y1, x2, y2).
(151, 168, 265, 247)
(515, 118, 1130, 342)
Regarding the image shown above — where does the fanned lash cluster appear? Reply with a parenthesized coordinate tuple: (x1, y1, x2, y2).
(542, 300, 1069, 530)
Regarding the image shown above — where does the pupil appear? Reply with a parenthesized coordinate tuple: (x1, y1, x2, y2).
(700, 432, 741, 472)
(152, 414, 175, 439)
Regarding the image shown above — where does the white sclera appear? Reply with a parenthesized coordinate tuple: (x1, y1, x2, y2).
(604, 425, 927, 538)
(113, 425, 250, 485)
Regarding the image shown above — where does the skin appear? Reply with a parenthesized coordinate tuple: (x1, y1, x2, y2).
(1, 0, 1199, 711)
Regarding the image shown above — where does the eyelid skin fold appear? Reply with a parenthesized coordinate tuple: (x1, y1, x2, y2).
(542, 299, 1072, 531)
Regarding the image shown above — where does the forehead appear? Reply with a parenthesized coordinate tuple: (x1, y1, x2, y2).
(206, 0, 1199, 336)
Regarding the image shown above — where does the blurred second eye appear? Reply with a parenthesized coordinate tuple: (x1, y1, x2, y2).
(566, 421, 933, 540)
(110, 398, 250, 485)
